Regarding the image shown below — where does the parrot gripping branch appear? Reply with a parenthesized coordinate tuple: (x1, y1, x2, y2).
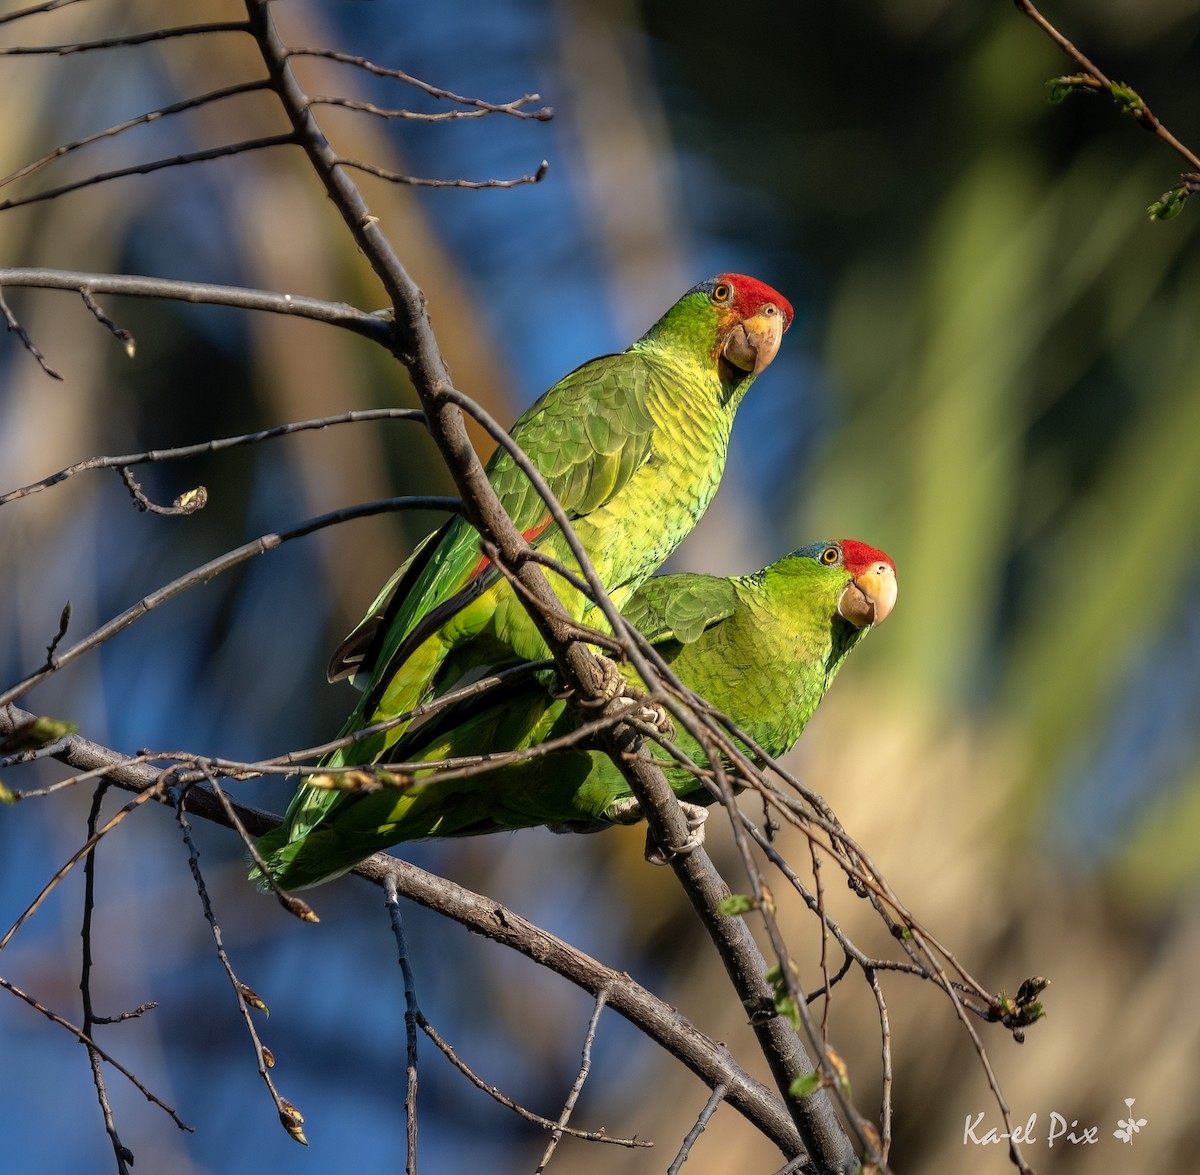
(0, 4, 1053, 1170)
(244, 7, 866, 1156)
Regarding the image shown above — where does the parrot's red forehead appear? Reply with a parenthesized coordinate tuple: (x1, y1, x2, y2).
(839, 540, 895, 574)
(714, 273, 794, 327)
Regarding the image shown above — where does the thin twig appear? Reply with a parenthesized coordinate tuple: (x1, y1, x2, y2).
(537, 986, 610, 1172)
(0, 22, 250, 57)
(172, 781, 307, 1146)
(0, 0, 91, 29)
(335, 155, 549, 190)
(0, 135, 298, 212)
(1013, 0, 1200, 218)
(288, 47, 553, 121)
(382, 874, 420, 1173)
(418, 1017, 649, 1147)
(667, 1084, 727, 1175)
(0, 80, 272, 190)
(1, 408, 423, 506)
(79, 289, 134, 355)
(0, 268, 396, 345)
(0, 496, 461, 710)
(115, 465, 207, 516)
(866, 967, 893, 1164)
(81, 782, 135, 1174)
(41, 601, 70, 670)
(310, 95, 543, 123)
(0, 972, 191, 1130)
(811, 840, 831, 1044)
(0, 285, 63, 378)
(0, 786, 164, 953)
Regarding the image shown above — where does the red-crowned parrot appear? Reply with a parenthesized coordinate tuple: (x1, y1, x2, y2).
(258, 540, 896, 889)
(261, 274, 792, 867)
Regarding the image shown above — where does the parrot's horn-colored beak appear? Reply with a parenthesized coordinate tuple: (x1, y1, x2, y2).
(722, 306, 786, 375)
(837, 562, 898, 628)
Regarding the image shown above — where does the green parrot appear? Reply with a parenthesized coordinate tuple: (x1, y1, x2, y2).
(260, 274, 792, 866)
(258, 540, 896, 890)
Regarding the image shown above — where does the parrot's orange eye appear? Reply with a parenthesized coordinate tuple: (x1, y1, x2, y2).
(821, 546, 839, 565)
(712, 282, 731, 303)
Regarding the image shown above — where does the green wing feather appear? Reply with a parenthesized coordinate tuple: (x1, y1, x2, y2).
(264, 347, 710, 851)
(257, 549, 884, 889)
(357, 350, 662, 712)
(621, 572, 739, 646)
(327, 519, 453, 684)
(256, 279, 795, 881)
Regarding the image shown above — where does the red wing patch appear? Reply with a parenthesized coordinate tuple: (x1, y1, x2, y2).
(523, 515, 554, 544)
(465, 514, 554, 582)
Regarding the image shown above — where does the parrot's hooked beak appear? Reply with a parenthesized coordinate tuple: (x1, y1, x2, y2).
(721, 305, 787, 376)
(837, 561, 898, 628)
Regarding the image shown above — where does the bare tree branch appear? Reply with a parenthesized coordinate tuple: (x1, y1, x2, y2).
(536, 985, 609, 1171)
(287, 46, 554, 121)
(381, 874, 420, 1169)
(668, 1083, 727, 1175)
(0, 284, 62, 378)
(1, 408, 423, 506)
(0, 269, 395, 343)
(0, 497, 461, 710)
(0, 135, 298, 212)
(0, 701, 811, 1161)
(0, 81, 272, 190)
(417, 1014, 650, 1149)
(81, 782, 135, 1175)
(0, 971, 192, 1134)
(0, 1, 91, 29)
(0, 22, 250, 56)
(173, 780, 307, 1146)
(334, 154, 549, 190)
(1013, 0, 1200, 217)
(310, 94, 546, 123)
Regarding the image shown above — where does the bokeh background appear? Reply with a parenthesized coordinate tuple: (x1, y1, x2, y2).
(2, 1, 1199, 1171)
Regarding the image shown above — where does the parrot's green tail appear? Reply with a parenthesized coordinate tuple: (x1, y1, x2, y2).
(250, 824, 360, 892)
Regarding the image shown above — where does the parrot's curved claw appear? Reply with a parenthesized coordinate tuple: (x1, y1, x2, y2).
(644, 801, 708, 865)
(617, 696, 675, 739)
(589, 655, 627, 705)
(605, 796, 708, 864)
(549, 656, 626, 707)
(606, 795, 646, 825)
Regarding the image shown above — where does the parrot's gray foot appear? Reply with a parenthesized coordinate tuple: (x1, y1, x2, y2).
(550, 655, 626, 707)
(606, 797, 708, 864)
(613, 695, 675, 739)
(593, 654, 627, 703)
(645, 801, 708, 865)
(606, 795, 645, 826)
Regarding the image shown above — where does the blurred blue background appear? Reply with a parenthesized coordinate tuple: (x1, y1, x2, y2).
(2, 1, 1199, 1171)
